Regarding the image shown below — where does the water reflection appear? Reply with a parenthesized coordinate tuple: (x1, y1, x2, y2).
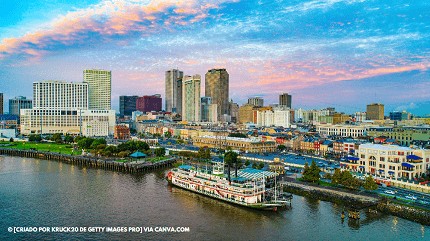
(0, 156, 427, 241)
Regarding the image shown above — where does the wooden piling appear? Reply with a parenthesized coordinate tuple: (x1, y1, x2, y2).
(0, 148, 176, 174)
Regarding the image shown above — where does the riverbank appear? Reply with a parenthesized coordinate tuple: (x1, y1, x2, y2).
(0, 148, 176, 173)
(281, 180, 430, 226)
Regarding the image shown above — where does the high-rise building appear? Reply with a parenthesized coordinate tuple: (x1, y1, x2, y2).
(205, 68, 229, 121)
(200, 97, 211, 122)
(165, 69, 184, 114)
(119, 95, 138, 117)
(33, 81, 88, 109)
(20, 81, 115, 136)
(182, 75, 201, 122)
(83, 69, 112, 110)
(230, 101, 239, 123)
(366, 103, 384, 120)
(9, 96, 32, 116)
(247, 97, 264, 107)
(279, 93, 292, 108)
(0, 93, 3, 115)
(136, 95, 162, 113)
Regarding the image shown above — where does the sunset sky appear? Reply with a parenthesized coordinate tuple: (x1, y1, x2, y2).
(1, 0, 429, 115)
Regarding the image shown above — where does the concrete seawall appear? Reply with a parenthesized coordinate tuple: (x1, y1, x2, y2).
(377, 201, 430, 226)
(281, 180, 430, 226)
(0, 148, 176, 173)
(281, 181, 379, 208)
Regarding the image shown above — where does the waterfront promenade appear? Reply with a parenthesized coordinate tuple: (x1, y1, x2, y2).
(0, 148, 176, 173)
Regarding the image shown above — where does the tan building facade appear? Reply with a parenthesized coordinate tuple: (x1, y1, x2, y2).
(205, 69, 229, 120)
(238, 104, 255, 124)
(366, 103, 384, 120)
(192, 136, 276, 153)
(341, 144, 430, 180)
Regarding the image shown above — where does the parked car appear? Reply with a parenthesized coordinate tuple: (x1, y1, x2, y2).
(384, 190, 396, 195)
(405, 195, 417, 200)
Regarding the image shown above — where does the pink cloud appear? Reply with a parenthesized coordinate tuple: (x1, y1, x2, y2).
(0, 0, 234, 61)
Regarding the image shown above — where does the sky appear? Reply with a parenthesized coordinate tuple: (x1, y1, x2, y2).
(1, 0, 429, 116)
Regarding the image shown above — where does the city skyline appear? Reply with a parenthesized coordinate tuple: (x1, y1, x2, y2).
(1, 0, 430, 115)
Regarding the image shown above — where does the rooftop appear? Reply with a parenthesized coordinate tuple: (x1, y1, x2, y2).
(359, 143, 413, 151)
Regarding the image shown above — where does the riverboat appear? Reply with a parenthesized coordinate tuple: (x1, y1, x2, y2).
(167, 163, 292, 211)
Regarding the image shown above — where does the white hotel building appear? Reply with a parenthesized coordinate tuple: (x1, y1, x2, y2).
(20, 81, 115, 137)
(256, 107, 291, 128)
(316, 124, 375, 138)
(341, 143, 430, 180)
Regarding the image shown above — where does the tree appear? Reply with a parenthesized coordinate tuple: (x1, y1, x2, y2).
(164, 131, 172, 138)
(323, 173, 332, 180)
(245, 160, 251, 167)
(332, 168, 342, 185)
(303, 160, 320, 183)
(340, 170, 361, 190)
(154, 147, 166, 157)
(74, 136, 84, 143)
(77, 138, 94, 149)
(198, 147, 211, 160)
(258, 162, 265, 170)
(102, 145, 118, 157)
(64, 135, 74, 144)
(118, 151, 130, 158)
(51, 133, 62, 143)
(363, 175, 378, 191)
(28, 134, 42, 142)
(9, 137, 14, 142)
(302, 162, 310, 180)
(228, 132, 247, 138)
(90, 138, 107, 149)
(277, 145, 287, 152)
(252, 162, 258, 169)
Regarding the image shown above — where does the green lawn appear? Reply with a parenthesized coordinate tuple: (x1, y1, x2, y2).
(0, 141, 80, 155)
(115, 159, 129, 163)
(146, 156, 170, 163)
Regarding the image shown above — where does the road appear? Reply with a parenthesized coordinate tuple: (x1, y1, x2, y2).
(377, 185, 430, 209)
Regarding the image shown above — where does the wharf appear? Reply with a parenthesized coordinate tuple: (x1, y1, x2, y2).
(0, 148, 176, 173)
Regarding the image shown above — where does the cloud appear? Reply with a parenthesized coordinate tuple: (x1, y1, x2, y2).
(0, 0, 234, 61)
(283, 0, 366, 13)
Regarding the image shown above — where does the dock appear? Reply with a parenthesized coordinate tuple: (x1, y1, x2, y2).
(0, 148, 176, 173)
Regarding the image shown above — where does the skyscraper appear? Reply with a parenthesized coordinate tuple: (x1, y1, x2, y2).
(165, 69, 183, 114)
(279, 93, 292, 108)
(182, 75, 201, 122)
(200, 97, 211, 122)
(136, 95, 162, 113)
(83, 69, 112, 110)
(20, 80, 115, 136)
(9, 96, 32, 116)
(33, 81, 88, 109)
(247, 97, 264, 107)
(0, 93, 3, 115)
(205, 68, 229, 121)
(366, 103, 384, 120)
(119, 95, 138, 117)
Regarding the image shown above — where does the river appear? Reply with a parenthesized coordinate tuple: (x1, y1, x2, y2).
(0, 156, 427, 240)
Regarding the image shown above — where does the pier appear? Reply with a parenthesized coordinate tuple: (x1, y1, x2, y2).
(0, 148, 176, 173)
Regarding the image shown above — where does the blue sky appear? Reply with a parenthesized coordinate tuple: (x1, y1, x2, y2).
(1, 0, 429, 115)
